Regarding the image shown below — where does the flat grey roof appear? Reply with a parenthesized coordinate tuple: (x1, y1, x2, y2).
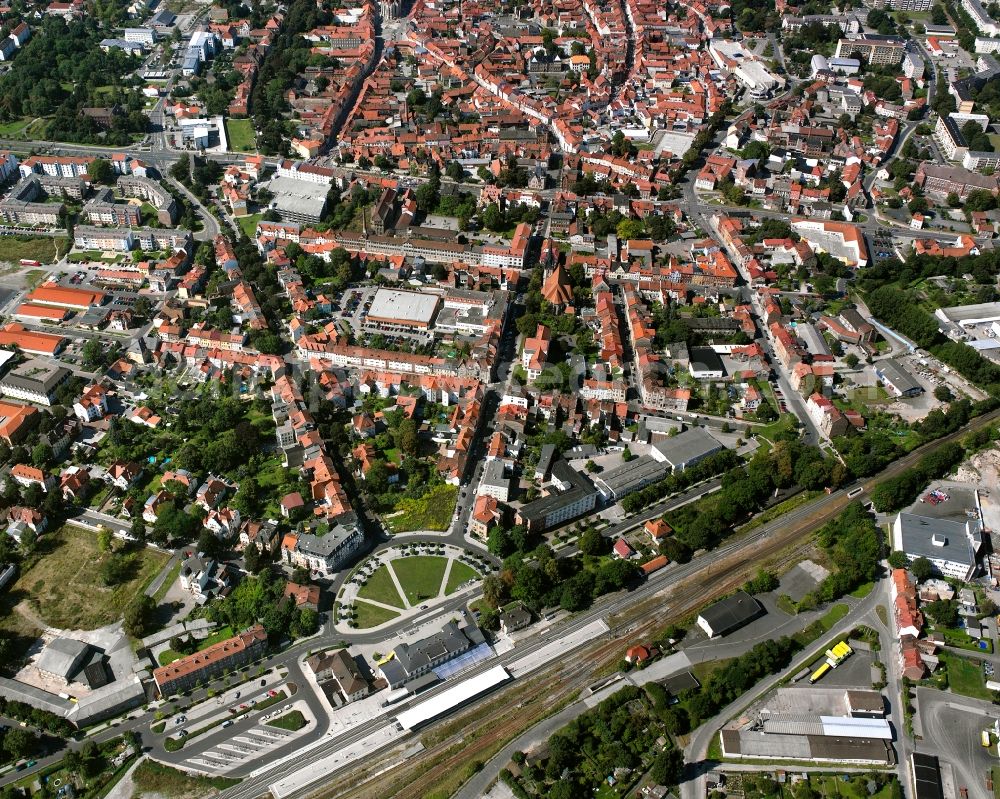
(480, 459, 509, 488)
(594, 455, 669, 497)
(270, 176, 329, 219)
(894, 512, 978, 566)
(367, 288, 441, 326)
(0, 360, 70, 394)
(936, 301, 1000, 323)
(652, 427, 724, 468)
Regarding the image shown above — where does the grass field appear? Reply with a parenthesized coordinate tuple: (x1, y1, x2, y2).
(385, 484, 458, 533)
(238, 212, 262, 239)
(225, 117, 257, 152)
(392, 556, 448, 605)
(793, 603, 850, 647)
(158, 625, 235, 665)
(267, 710, 306, 731)
(353, 601, 399, 628)
(0, 117, 48, 139)
(0, 117, 32, 137)
(132, 759, 239, 796)
(3, 525, 167, 631)
(755, 413, 800, 442)
(0, 235, 68, 265)
(444, 561, 479, 595)
(357, 565, 405, 608)
(940, 652, 991, 699)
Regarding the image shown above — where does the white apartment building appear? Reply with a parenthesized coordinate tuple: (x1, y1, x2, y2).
(964, 0, 1000, 37)
(124, 27, 156, 44)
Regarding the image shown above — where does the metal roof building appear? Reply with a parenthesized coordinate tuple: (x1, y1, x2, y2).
(593, 455, 670, 501)
(366, 288, 441, 329)
(874, 359, 923, 398)
(395, 665, 511, 730)
(35, 637, 90, 680)
(651, 427, 724, 472)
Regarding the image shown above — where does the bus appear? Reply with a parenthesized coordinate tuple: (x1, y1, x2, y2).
(983, 730, 992, 748)
(19, 259, 41, 267)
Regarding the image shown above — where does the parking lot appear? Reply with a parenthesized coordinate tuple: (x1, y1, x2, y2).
(182, 699, 314, 775)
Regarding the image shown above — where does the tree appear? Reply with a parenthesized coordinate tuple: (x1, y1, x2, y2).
(559, 572, 593, 611)
(97, 527, 113, 553)
(365, 460, 390, 496)
(131, 517, 147, 543)
(297, 608, 319, 636)
(487, 527, 514, 558)
(578, 528, 605, 556)
(81, 338, 105, 369)
(482, 574, 508, 608)
(30, 443, 51, 468)
(100, 553, 131, 585)
(925, 598, 959, 627)
(650, 748, 684, 786)
(244, 543, 263, 573)
(743, 569, 779, 594)
(123, 594, 156, 638)
(198, 529, 221, 559)
(844, 353, 859, 368)
(2, 727, 33, 760)
(933, 385, 954, 402)
(910, 556, 933, 582)
(89, 158, 115, 185)
(887, 551, 908, 569)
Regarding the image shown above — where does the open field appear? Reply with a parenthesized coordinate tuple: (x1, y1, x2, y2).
(353, 601, 399, 628)
(0, 117, 48, 140)
(940, 652, 991, 700)
(19, 534, 162, 631)
(0, 235, 68, 265)
(225, 118, 256, 152)
(385, 484, 458, 532)
(444, 561, 479, 594)
(132, 759, 239, 797)
(2, 525, 168, 631)
(792, 603, 850, 647)
(267, 710, 306, 731)
(357, 565, 405, 608)
(392, 556, 448, 605)
(238, 212, 263, 239)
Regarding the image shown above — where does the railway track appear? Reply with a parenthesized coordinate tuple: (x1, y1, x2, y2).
(294, 410, 1000, 799)
(309, 534, 820, 799)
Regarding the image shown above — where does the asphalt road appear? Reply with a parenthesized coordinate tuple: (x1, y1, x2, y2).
(914, 688, 997, 799)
